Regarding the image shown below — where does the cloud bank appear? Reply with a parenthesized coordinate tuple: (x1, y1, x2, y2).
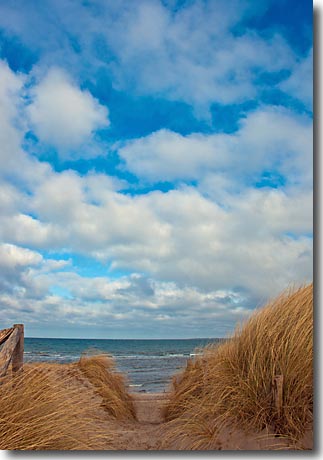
(0, 0, 312, 338)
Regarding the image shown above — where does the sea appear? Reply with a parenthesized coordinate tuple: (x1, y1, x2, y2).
(24, 337, 222, 393)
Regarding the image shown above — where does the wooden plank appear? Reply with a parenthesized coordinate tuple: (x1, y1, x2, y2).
(0, 327, 20, 377)
(272, 374, 284, 418)
(12, 324, 24, 373)
(0, 327, 14, 346)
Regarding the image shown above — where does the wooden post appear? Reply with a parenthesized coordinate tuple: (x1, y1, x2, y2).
(272, 374, 284, 418)
(0, 327, 14, 346)
(0, 328, 20, 377)
(12, 324, 24, 373)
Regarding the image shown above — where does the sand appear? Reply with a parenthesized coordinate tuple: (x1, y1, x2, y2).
(109, 392, 313, 450)
(21, 363, 312, 450)
(89, 388, 313, 450)
(109, 393, 168, 450)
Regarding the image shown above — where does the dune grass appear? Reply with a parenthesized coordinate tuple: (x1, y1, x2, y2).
(0, 363, 112, 450)
(0, 354, 136, 450)
(0, 284, 313, 450)
(163, 284, 313, 449)
(77, 354, 136, 420)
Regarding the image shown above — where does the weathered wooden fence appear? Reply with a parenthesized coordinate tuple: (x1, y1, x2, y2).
(0, 324, 24, 377)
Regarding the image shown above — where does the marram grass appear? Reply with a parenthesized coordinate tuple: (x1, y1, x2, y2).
(78, 353, 136, 420)
(163, 284, 313, 449)
(0, 355, 135, 450)
(0, 284, 313, 450)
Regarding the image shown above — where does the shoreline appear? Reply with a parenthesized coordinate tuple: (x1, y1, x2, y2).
(23, 336, 211, 394)
(1, 353, 313, 450)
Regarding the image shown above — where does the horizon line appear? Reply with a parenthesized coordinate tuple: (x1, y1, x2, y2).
(25, 336, 224, 341)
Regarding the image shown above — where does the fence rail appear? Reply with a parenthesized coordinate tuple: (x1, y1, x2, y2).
(0, 324, 24, 377)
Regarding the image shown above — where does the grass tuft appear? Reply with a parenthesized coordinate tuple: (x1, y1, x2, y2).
(0, 354, 136, 450)
(163, 284, 313, 449)
(77, 354, 136, 420)
(0, 363, 111, 450)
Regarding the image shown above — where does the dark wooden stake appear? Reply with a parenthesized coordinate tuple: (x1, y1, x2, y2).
(272, 374, 284, 418)
(0, 327, 20, 377)
(12, 324, 24, 373)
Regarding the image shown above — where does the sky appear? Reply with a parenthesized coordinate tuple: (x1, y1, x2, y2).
(0, 0, 313, 339)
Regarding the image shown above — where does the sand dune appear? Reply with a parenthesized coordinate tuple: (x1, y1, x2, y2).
(0, 284, 313, 450)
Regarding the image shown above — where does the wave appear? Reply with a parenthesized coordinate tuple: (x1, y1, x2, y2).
(116, 353, 187, 359)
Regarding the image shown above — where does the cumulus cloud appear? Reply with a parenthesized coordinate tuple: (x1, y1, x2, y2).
(0, 243, 42, 269)
(0, 262, 254, 337)
(0, 213, 64, 249)
(279, 49, 313, 110)
(118, 106, 312, 187)
(28, 67, 109, 156)
(0, 243, 43, 300)
(88, 0, 295, 109)
(0, 66, 312, 336)
(0, 59, 52, 186)
(0, 2, 312, 337)
(0, 0, 297, 111)
(0, 59, 23, 114)
(0, 60, 25, 170)
(0, 175, 312, 336)
(136, 187, 312, 298)
(2, 170, 310, 299)
(0, 138, 312, 310)
(119, 129, 219, 182)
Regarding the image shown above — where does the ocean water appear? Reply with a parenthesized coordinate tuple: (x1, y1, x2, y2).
(24, 337, 222, 392)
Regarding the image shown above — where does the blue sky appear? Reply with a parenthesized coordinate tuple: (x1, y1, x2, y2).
(0, 0, 313, 338)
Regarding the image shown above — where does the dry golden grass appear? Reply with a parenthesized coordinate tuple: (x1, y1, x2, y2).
(0, 363, 111, 450)
(0, 354, 136, 450)
(163, 284, 313, 449)
(77, 354, 136, 420)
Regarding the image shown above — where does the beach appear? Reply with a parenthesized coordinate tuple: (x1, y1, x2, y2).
(0, 285, 313, 451)
(5, 361, 310, 451)
(0, 0, 313, 451)
(23, 337, 221, 392)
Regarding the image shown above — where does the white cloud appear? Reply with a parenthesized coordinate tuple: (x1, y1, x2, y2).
(29, 170, 171, 256)
(118, 106, 312, 187)
(6, 174, 309, 302)
(28, 67, 109, 156)
(0, 70, 312, 330)
(279, 49, 313, 110)
(119, 129, 221, 182)
(0, 1, 297, 111)
(136, 187, 312, 298)
(0, 3, 313, 338)
(0, 213, 65, 249)
(101, 2, 295, 109)
(0, 263, 253, 336)
(0, 243, 42, 269)
(0, 60, 23, 114)
(0, 59, 53, 187)
(0, 243, 45, 302)
(0, 165, 312, 334)
(0, 182, 26, 214)
(0, 60, 25, 170)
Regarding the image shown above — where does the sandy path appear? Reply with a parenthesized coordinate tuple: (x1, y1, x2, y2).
(44, 364, 312, 450)
(110, 393, 168, 450)
(110, 393, 313, 451)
